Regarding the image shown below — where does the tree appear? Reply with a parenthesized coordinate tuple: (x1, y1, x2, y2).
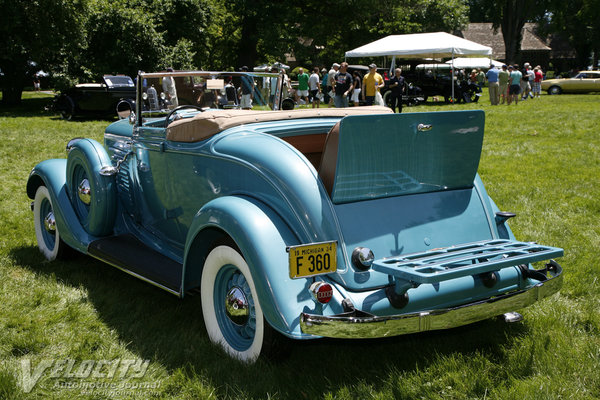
(84, 2, 166, 78)
(294, 0, 470, 66)
(219, 0, 297, 69)
(468, 0, 548, 64)
(542, 0, 600, 69)
(0, 0, 88, 105)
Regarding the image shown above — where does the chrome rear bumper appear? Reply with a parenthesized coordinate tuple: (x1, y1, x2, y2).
(300, 260, 562, 339)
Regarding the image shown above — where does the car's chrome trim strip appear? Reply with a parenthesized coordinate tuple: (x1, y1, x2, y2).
(300, 260, 562, 339)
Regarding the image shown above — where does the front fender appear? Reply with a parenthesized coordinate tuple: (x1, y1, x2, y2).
(182, 195, 318, 339)
(27, 159, 97, 253)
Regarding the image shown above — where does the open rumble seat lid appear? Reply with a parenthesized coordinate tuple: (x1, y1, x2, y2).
(329, 110, 485, 203)
(166, 106, 392, 142)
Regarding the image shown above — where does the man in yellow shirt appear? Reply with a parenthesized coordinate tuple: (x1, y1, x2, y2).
(362, 63, 384, 105)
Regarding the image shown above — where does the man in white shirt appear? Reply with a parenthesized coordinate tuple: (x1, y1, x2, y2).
(162, 67, 179, 107)
(327, 63, 339, 105)
(308, 67, 322, 108)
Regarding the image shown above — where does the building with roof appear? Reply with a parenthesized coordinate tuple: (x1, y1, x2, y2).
(457, 23, 575, 73)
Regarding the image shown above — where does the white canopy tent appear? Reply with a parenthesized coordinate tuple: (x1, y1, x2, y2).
(446, 57, 503, 69)
(345, 32, 492, 58)
(345, 32, 493, 100)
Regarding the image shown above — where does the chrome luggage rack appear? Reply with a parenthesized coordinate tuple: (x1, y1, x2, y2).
(372, 239, 564, 284)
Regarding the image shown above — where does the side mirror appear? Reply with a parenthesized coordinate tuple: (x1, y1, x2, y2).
(116, 100, 132, 120)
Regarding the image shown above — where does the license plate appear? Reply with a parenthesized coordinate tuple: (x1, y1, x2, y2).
(288, 241, 337, 279)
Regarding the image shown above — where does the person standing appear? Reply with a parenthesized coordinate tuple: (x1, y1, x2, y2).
(33, 74, 41, 91)
(526, 64, 535, 99)
(269, 67, 279, 106)
(532, 66, 543, 98)
(508, 65, 522, 105)
(520, 63, 531, 100)
(362, 63, 384, 106)
(388, 68, 405, 113)
(239, 66, 254, 110)
(308, 67, 322, 108)
(162, 67, 179, 107)
(333, 62, 353, 108)
(485, 65, 500, 105)
(476, 68, 486, 89)
(350, 70, 362, 106)
(498, 65, 510, 104)
(327, 63, 340, 105)
(321, 68, 329, 104)
(297, 67, 310, 104)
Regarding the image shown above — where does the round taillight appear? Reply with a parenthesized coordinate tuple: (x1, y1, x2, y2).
(309, 281, 333, 304)
(352, 247, 374, 271)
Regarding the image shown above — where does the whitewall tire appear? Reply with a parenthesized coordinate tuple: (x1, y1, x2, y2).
(33, 186, 64, 261)
(201, 245, 265, 363)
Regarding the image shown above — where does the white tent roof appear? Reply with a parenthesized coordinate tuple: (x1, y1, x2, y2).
(446, 57, 502, 69)
(345, 32, 492, 59)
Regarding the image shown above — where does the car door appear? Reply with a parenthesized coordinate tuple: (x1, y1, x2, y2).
(133, 119, 187, 248)
(579, 73, 600, 92)
(563, 73, 591, 93)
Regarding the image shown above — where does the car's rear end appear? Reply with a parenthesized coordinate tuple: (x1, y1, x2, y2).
(297, 111, 563, 338)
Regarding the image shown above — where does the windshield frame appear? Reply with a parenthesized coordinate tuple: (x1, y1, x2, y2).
(135, 70, 283, 126)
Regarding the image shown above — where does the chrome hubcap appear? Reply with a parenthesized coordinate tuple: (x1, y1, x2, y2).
(78, 178, 91, 205)
(44, 211, 56, 233)
(225, 286, 249, 326)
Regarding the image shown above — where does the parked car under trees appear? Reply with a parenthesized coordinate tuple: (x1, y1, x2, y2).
(53, 75, 136, 120)
(28, 70, 564, 363)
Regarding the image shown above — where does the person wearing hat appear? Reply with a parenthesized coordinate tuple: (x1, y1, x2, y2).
(362, 63, 384, 106)
(239, 66, 254, 109)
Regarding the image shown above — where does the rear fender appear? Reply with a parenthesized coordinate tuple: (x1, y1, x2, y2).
(182, 195, 321, 338)
(27, 159, 97, 253)
(473, 174, 516, 240)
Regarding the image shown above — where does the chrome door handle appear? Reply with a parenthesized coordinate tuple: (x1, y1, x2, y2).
(417, 124, 432, 132)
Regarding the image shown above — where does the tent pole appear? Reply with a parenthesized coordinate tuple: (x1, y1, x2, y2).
(451, 50, 455, 103)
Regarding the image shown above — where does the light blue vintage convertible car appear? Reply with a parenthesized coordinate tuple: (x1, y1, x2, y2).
(27, 71, 563, 363)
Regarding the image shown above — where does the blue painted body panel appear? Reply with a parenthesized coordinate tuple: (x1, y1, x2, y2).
(28, 159, 99, 253)
(27, 110, 563, 340)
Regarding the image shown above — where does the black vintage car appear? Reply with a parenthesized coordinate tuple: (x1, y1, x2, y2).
(407, 64, 481, 103)
(54, 75, 136, 120)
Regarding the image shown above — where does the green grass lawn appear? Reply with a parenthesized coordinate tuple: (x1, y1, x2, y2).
(1, 91, 599, 399)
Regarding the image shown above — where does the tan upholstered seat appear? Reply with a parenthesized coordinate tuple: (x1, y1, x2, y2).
(166, 106, 391, 143)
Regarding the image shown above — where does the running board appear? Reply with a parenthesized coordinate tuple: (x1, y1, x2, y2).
(88, 234, 182, 296)
(372, 239, 564, 284)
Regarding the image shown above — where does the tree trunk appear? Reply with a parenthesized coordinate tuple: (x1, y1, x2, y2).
(500, 0, 539, 63)
(237, 15, 259, 70)
(0, 61, 26, 106)
(500, 0, 528, 64)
